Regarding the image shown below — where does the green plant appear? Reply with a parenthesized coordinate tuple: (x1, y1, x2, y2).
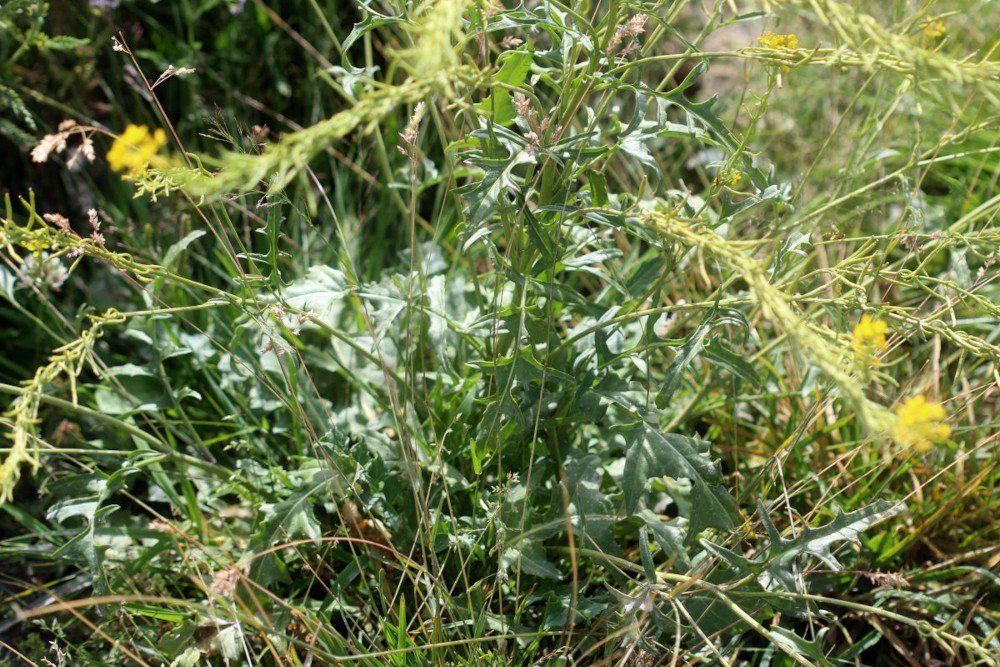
(1, 0, 998, 665)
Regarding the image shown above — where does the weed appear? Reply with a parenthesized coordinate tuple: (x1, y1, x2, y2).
(1, 0, 997, 664)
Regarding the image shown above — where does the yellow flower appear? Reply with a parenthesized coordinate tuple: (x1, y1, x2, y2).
(922, 20, 946, 39)
(851, 315, 889, 364)
(893, 395, 951, 452)
(106, 124, 167, 178)
(21, 239, 50, 256)
(757, 33, 799, 50)
(715, 169, 743, 187)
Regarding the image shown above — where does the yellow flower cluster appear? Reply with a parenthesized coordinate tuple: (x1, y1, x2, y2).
(21, 239, 51, 256)
(851, 314, 889, 365)
(893, 395, 951, 452)
(922, 20, 946, 39)
(847, 315, 951, 452)
(106, 124, 167, 178)
(757, 33, 799, 50)
(715, 169, 744, 187)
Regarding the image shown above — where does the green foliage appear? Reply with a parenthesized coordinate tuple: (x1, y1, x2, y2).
(1, 0, 998, 665)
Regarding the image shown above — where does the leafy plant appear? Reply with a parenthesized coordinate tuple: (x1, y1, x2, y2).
(1, 0, 998, 664)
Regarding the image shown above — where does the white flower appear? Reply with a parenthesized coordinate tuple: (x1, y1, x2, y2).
(19, 253, 69, 291)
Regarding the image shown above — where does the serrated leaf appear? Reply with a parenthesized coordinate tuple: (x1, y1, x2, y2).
(262, 496, 322, 542)
(326, 63, 381, 100)
(655, 320, 713, 410)
(584, 372, 644, 416)
(700, 499, 906, 611)
(664, 89, 771, 192)
(458, 142, 535, 229)
(761, 499, 906, 571)
(249, 454, 352, 584)
(524, 207, 556, 267)
(616, 91, 662, 184)
(622, 426, 731, 522)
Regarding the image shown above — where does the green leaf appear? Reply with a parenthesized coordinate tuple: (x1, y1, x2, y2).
(759, 499, 906, 571)
(676, 568, 771, 636)
(342, 10, 404, 55)
(39, 35, 88, 50)
(664, 88, 772, 192)
(564, 453, 620, 557)
(0, 83, 35, 131)
(217, 624, 243, 660)
(503, 537, 562, 580)
(701, 499, 906, 611)
(123, 604, 190, 623)
(703, 339, 761, 387)
(768, 627, 833, 666)
(524, 207, 556, 267)
(656, 308, 752, 409)
(638, 526, 656, 581)
(655, 320, 713, 410)
(699, 539, 756, 577)
(248, 447, 353, 584)
(616, 91, 663, 184)
(280, 265, 349, 323)
(622, 426, 733, 528)
(46, 466, 137, 585)
(636, 509, 690, 571)
(769, 230, 812, 279)
(586, 170, 608, 206)
(475, 50, 534, 125)
(458, 130, 535, 231)
(688, 477, 739, 540)
(93, 364, 200, 415)
(161, 230, 207, 269)
(169, 647, 203, 667)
